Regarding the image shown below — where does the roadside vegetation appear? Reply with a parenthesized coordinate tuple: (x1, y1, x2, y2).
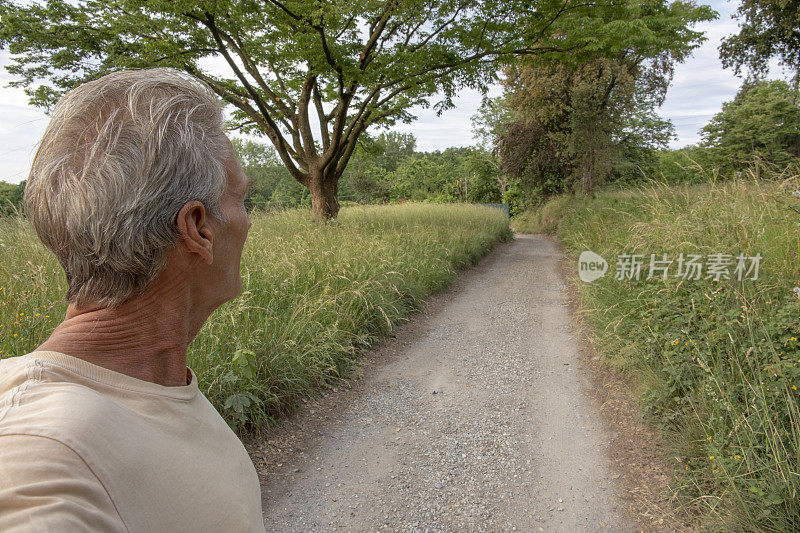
(497, 13, 800, 525)
(515, 165, 800, 530)
(0, 203, 510, 432)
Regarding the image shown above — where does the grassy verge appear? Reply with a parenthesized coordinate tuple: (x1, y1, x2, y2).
(1, 203, 510, 432)
(516, 179, 799, 531)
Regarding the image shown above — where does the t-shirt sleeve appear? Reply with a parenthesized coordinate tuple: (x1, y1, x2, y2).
(0, 434, 127, 532)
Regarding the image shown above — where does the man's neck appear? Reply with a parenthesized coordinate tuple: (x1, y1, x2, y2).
(36, 272, 204, 387)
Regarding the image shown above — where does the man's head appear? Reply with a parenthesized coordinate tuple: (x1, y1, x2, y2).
(25, 68, 234, 308)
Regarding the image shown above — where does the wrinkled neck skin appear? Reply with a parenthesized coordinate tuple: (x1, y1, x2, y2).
(35, 257, 211, 387)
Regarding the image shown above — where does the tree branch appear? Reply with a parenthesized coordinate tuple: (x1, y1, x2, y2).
(313, 80, 331, 151)
(185, 66, 307, 184)
(298, 69, 318, 162)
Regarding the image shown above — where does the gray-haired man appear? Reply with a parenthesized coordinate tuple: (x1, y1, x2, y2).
(0, 69, 264, 531)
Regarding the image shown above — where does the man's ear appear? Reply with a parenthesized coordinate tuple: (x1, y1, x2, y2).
(176, 201, 214, 264)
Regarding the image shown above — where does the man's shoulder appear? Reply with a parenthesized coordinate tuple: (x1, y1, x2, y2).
(0, 353, 265, 531)
(0, 353, 124, 440)
(0, 351, 222, 453)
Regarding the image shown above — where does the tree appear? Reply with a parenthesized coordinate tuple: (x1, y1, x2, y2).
(466, 147, 504, 203)
(0, 0, 588, 221)
(493, 0, 713, 197)
(231, 138, 304, 209)
(471, 96, 512, 201)
(613, 99, 676, 183)
(338, 131, 415, 203)
(369, 131, 416, 174)
(497, 57, 673, 197)
(700, 79, 800, 172)
(719, 0, 800, 80)
(390, 147, 470, 202)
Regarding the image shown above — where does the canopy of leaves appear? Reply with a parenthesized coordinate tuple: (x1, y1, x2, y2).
(701, 79, 800, 171)
(0, 0, 587, 188)
(490, 0, 714, 197)
(719, 0, 800, 78)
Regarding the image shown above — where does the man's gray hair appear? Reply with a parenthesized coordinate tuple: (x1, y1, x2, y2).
(25, 68, 228, 308)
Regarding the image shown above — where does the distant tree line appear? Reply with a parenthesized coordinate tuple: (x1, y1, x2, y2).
(0, 181, 24, 217)
(234, 132, 506, 211)
(648, 79, 800, 184)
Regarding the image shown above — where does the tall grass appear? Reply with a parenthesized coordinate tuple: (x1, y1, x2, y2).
(1, 203, 510, 432)
(520, 176, 800, 531)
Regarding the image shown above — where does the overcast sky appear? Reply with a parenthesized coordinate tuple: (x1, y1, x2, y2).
(1, 0, 795, 184)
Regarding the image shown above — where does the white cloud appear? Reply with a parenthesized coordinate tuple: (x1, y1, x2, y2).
(390, 84, 503, 152)
(0, 50, 49, 184)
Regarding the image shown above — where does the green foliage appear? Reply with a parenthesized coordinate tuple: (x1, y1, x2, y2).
(218, 348, 264, 428)
(471, 94, 513, 151)
(0, 0, 595, 219)
(611, 102, 677, 184)
(231, 138, 309, 209)
(337, 132, 416, 204)
(234, 133, 505, 208)
(390, 149, 464, 202)
(651, 146, 716, 184)
(484, 0, 714, 201)
(1, 203, 510, 433)
(466, 148, 504, 204)
(509, 194, 571, 233)
(0, 181, 25, 217)
(719, 0, 800, 78)
(528, 176, 800, 530)
(701, 79, 800, 173)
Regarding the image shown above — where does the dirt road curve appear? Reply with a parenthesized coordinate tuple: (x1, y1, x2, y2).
(255, 234, 635, 532)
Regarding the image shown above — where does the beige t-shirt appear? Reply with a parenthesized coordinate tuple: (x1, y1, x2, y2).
(0, 351, 265, 532)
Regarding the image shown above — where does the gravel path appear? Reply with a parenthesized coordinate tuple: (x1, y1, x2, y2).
(254, 234, 635, 532)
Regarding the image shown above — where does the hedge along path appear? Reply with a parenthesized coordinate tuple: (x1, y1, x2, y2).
(252, 235, 636, 532)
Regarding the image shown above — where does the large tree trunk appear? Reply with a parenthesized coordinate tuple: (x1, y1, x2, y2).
(308, 170, 340, 222)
